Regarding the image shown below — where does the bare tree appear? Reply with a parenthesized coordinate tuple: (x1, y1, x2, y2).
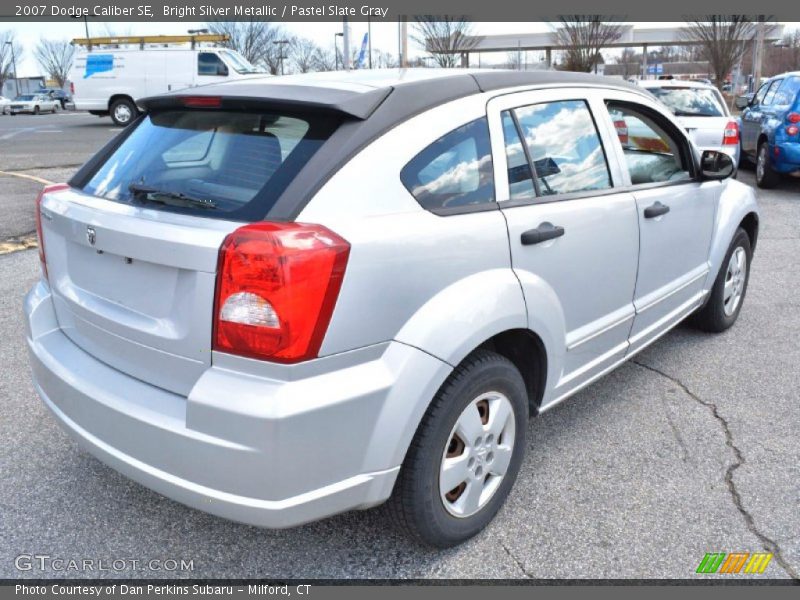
(615, 47, 638, 79)
(206, 20, 283, 71)
(289, 37, 318, 74)
(411, 16, 478, 68)
(680, 17, 757, 90)
(312, 47, 337, 72)
(553, 16, 624, 73)
(373, 50, 398, 69)
(0, 31, 24, 95)
(35, 39, 75, 88)
(506, 50, 522, 70)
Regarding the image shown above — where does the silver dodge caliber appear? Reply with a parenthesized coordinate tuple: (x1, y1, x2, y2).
(25, 69, 759, 547)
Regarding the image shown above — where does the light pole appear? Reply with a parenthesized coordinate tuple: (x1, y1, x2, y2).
(334, 32, 343, 70)
(273, 40, 289, 76)
(4, 41, 19, 97)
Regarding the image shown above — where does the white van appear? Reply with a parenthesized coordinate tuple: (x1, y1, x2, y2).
(70, 43, 263, 126)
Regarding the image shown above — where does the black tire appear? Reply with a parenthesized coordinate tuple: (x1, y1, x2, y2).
(33, 106, 39, 115)
(692, 228, 752, 333)
(755, 141, 780, 189)
(110, 97, 137, 127)
(389, 349, 528, 547)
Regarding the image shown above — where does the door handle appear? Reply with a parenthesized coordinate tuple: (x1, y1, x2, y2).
(644, 201, 670, 219)
(521, 222, 565, 245)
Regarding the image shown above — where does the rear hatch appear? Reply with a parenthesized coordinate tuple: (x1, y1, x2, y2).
(40, 102, 343, 396)
(647, 85, 732, 149)
(676, 115, 732, 150)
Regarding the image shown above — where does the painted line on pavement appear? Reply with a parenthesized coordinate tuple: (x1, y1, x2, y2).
(0, 169, 55, 185)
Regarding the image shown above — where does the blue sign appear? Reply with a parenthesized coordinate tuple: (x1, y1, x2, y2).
(84, 54, 114, 79)
(647, 63, 664, 75)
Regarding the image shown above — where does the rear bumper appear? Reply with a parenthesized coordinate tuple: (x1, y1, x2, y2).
(773, 142, 800, 173)
(25, 280, 451, 528)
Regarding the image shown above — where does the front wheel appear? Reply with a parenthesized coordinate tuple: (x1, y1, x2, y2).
(389, 350, 528, 547)
(692, 228, 752, 333)
(756, 142, 780, 188)
(33, 106, 39, 115)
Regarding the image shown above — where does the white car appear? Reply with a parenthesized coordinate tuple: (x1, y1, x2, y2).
(639, 79, 741, 167)
(8, 93, 60, 115)
(0, 95, 10, 114)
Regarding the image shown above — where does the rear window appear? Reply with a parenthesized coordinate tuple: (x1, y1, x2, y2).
(81, 109, 339, 221)
(648, 87, 725, 117)
(774, 76, 800, 106)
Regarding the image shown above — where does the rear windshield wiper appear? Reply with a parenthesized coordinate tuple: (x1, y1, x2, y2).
(128, 184, 217, 210)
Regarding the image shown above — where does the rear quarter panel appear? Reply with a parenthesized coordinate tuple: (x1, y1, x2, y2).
(298, 92, 534, 368)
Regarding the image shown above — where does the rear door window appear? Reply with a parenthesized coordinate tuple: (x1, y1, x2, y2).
(502, 99, 612, 198)
(81, 110, 339, 221)
(400, 117, 494, 212)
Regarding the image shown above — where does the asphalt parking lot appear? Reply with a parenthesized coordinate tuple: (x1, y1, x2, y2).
(1, 112, 798, 580)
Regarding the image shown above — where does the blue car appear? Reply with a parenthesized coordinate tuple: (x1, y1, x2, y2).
(737, 72, 800, 188)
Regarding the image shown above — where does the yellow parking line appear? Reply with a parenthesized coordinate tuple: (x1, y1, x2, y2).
(0, 233, 37, 255)
(0, 169, 54, 185)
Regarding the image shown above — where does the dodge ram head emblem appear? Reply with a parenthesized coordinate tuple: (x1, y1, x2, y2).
(86, 227, 96, 246)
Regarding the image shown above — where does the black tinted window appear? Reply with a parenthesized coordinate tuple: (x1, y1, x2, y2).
(198, 53, 228, 76)
(401, 117, 494, 211)
(81, 110, 339, 221)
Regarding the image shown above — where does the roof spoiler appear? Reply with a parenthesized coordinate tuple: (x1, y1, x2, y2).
(139, 84, 392, 120)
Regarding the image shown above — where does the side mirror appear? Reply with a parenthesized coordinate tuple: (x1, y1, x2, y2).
(700, 150, 735, 180)
(734, 95, 751, 110)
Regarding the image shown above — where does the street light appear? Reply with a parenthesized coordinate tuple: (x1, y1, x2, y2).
(334, 33, 344, 71)
(273, 40, 289, 76)
(4, 41, 19, 97)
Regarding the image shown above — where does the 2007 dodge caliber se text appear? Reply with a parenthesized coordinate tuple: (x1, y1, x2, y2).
(25, 70, 759, 547)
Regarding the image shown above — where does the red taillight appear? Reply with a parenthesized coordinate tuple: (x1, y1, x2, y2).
(614, 119, 629, 144)
(70, 82, 75, 95)
(722, 121, 739, 146)
(213, 222, 350, 363)
(787, 112, 800, 124)
(787, 125, 799, 137)
(180, 96, 222, 108)
(35, 183, 70, 281)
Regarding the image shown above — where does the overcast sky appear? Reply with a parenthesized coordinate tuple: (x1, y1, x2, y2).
(4, 21, 794, 76)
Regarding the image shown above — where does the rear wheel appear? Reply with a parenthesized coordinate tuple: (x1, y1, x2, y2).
(389, 350, 528, 547)
(756, 141, 780, 188)
(33, 106, 39, 115)
(110, 98, 137, 127)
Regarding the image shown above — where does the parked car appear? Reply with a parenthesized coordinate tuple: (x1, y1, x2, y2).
(40, 88, 72, 109)
(25, 70, 759, 547)
(8, 93, 60, 115)
(0, 95, 10, 114)
(736, 71, 800, 188)
(640, 79, 740, 167)
(70, 43, 263, 126)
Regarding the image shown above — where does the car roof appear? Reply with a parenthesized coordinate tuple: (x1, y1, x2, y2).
(639, 79, 718, 90)
(140, 68, 647, 120)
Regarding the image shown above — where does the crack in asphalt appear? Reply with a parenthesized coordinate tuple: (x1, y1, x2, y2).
(500, 541, 533, 578)
(632, 359, 799, 580)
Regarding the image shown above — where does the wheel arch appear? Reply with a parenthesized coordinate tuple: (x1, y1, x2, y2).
(739, 211, 759, 253)
(107, 94, 136, 111)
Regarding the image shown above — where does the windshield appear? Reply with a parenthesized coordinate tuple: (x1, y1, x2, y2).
(15, 95, 34, 101)
(81, 109, 339, 221)
(648, 87, 725, 117)
(220, 50, 263, 74)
